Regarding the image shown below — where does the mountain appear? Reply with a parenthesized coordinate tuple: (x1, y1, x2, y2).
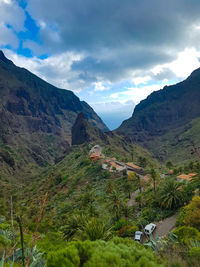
(117, 68, 200, 163)
(72, 112, 108, 145)
(0, 51, 108, 180)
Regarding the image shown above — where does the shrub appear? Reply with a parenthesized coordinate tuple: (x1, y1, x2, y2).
(46, 237, 162, 267)
(189, 247, 200, 262)
(0, 234, 10, 247)
(37, 231, 66, 254)
(182, 196, 200, 230)
(118, 225, 138, 238)
(173, 226, 200, 244)
(62, 174, 69, 184)
(113, 218, 128, 231)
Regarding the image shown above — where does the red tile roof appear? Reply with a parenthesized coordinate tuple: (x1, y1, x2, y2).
(177, 174, 192, 181)
(188, 173, 197, 177)
(90, 153, 102, 161)
(177, 173, 198, 181)
(126, 162, 142, 170)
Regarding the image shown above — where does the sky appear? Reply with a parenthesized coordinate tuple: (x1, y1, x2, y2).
(1, 0, 200, 130)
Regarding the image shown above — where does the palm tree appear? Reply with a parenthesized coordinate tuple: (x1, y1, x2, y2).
(107, 190, 123, 220)
(60, 214, 86, 240)
(150, 168, 157, 196)
(123, 181, 132, 199)
(105, 180, 115, 194)
(78, 217, 113, 241)
(159, 178, 184, 209)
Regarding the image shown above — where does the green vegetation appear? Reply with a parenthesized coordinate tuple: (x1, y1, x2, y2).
(0, 143, 200, 266)
(46, 238, 162, 267)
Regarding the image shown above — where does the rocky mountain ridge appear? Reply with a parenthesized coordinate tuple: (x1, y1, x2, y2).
(0, 51, 108, 180)
(116, 68, 200, 162)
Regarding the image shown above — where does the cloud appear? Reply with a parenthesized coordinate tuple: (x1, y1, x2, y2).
(90, 100, 135, 130)
(0, 23, 19, 48)
(24, 0, 200, 85)
(110, 83, 168, 104)
(94, 82, 111, 91)
(0, 0, 25, 32)
(91, 100, 135, 114)
(152, 48, 200, 79)
(0, 0, 25, 48)
(2, 1, 200, 93)
(3, 49, 84, 92)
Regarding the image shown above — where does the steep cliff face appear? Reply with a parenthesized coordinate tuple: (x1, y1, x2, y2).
(72, 113, 107, 146)
(0, 51, 108, 179)
(117, 68, 200, 162)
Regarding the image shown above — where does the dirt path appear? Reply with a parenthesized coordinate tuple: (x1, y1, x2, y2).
(127, 189, 140, 207)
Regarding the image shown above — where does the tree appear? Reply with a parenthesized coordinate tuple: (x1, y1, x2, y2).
(107, 190, 123, 220)
(128, 171, 135, 181)
(166, 161, 173, 169)
(189, 161, 194, 170)
(78, 218, 113, 241)
(105, 180, 115, 194)
(128, 172, 142, 193)
(158, 178, 185, 209)
(150, 168, 157, 196)
(138, 157, 148, 168)
(60, 214, 86, 240)
(123, 181, 132, 199)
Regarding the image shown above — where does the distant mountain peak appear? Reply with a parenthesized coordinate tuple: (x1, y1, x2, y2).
(0, 50, 13, 65)
(116, 67, 200, 162)
(72, 112, 107, 145)
(0, 52, 108, 179)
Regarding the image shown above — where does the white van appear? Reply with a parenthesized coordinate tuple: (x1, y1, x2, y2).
(144, 223, 156, 235)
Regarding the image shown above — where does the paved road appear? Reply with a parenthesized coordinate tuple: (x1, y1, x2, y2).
(142, 212, 179, 243)
(127, 189, 179, 240)
(154, 212, 179, 237)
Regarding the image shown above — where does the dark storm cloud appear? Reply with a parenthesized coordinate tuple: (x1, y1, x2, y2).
(26, 0, 200, 83)
(71, 47, 174, 82)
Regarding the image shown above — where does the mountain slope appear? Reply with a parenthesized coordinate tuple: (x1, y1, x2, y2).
(117, 68, 200, 163)
(72, 112, 108, 145)
(0, 51, 108, 180)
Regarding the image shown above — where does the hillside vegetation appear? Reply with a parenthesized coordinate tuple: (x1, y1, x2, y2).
(1, 142, 200, 266)
(117, 68, 200, 163)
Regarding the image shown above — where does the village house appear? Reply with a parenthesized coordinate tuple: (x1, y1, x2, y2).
(177, 173, 197, 183)
(102, 157, 126, 172)
(90, 152, 102, 161)
(126, 162, 144, 175)
(89, 145, 102, 155)
(167, 169, 174, 175)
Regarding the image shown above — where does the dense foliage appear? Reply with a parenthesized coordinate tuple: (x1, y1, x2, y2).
(46, 238, 162, 267)
(0, 145, 200, 266)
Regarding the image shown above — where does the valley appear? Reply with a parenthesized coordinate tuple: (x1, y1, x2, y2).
(0, 52, 200, 266)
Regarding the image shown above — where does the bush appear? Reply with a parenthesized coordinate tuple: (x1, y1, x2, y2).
(173, 226, 200, 244)
(113, 218, 128, 231)
(189, 247, 200, 262)
(0, 234, 10, 247)
(62, 174, 69, 184)
(118, 225, 138, 238)
(46, 237, 162, 267)
(0, 223, 10, 230)
(182, 196, 200, 230)
(37, 231, 66, 254)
